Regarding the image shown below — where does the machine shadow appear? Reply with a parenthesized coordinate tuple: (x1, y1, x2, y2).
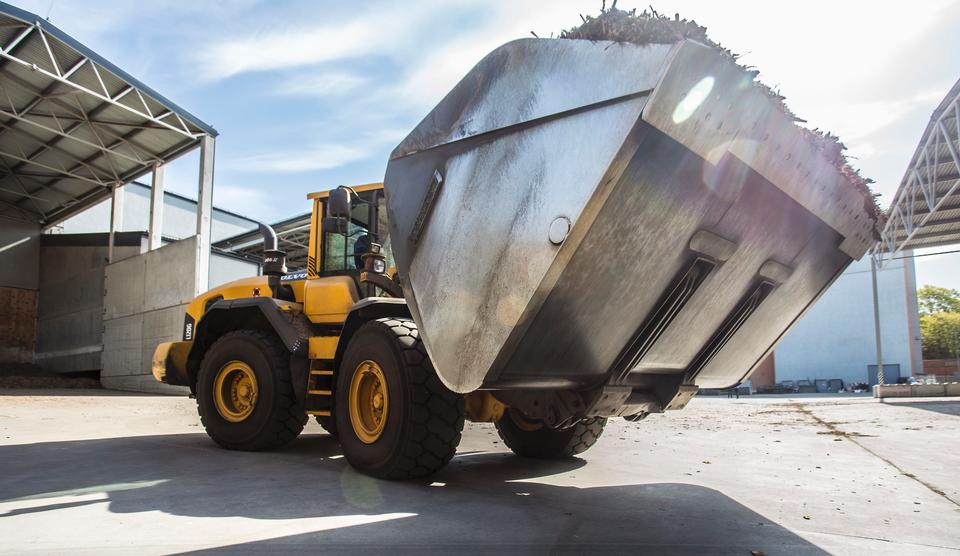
(0, 432, 825, 554)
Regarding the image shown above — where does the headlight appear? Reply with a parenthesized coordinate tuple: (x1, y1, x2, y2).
(372, 259, 386, 274)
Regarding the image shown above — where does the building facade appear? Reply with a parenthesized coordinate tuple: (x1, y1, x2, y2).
(52, 181, 257, 245)
(768, 254, 922, 387)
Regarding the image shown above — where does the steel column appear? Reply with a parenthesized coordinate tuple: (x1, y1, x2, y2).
(194, 135, 215, 295)
(148, 162, 164, 251)
(107, 182, 124, 263)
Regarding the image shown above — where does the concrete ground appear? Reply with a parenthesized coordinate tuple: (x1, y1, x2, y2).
(0, 391, 958, 555)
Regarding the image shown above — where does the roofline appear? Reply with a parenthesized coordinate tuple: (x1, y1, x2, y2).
(0, 1, 218, 137)
(891, 75, 960, 208)
(212, 211, 310, 249)
(125, 181, 261, 225)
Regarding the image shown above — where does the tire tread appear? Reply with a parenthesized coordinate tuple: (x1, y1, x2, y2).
(197, 329, 307, 451)
(348, 318, 464, 479)
(496, 414, 606, 459)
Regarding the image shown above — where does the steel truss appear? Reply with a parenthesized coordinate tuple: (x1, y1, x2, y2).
(875, 79, 960, 265)
(0, 14, 214, 226)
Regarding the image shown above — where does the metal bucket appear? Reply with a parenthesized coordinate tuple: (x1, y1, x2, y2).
(384, 38, 876, 393)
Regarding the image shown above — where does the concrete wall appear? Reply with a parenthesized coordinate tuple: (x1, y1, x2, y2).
(0, 219, 40, 289)
(34, 233, 143, 373)
(101, 236, 198, 394)
(57, 182, 256, 243)
(30, 232, 254, 379)
(774, 254, 921, 386)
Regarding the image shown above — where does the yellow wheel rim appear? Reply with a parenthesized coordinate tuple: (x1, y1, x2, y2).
(349, 360, 389, 444)
(509, 408, 543, 432)
(213, 360, 258, 423)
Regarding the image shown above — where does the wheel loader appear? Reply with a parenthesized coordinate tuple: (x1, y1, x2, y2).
(152, 38, 879, 479)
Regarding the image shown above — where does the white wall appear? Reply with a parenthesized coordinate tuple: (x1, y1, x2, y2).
(56, 182, 256, 242)
(774, 254, 921, 386)
(210, 253, 258, 289)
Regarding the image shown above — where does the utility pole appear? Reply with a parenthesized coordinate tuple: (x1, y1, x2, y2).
(871, 255, 885, 386)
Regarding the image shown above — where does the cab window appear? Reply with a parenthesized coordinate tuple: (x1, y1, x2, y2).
(320, 189, 394, 273)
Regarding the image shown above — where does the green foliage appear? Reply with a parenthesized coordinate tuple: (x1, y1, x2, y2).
(917, 285, 960, 315)
(919, 311, 960, 359)
(918, 284, 960, 358)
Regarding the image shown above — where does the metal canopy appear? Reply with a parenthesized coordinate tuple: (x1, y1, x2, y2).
(0, 1, 217, 227)
(877, 77, 960, 261)
(214, 212, 312, 269)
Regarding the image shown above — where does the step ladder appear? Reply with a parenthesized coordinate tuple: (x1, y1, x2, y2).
(305, 359, 334, 417)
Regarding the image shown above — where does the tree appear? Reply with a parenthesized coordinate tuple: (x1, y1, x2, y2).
(919, 312, 960, 359)
(918, 285, 960, 315)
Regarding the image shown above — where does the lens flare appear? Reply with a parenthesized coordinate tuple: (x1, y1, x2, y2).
(672, 76, 715, 124)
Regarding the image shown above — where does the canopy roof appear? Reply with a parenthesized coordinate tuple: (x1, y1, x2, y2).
(214, 212, 312, 269)
(878, 77, 960, 259)
(0, 1, 216, 227)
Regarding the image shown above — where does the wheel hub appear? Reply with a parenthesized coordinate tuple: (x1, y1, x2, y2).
(213, 360, 258, 423)
(509, 408, 544, 432)
(349, 360, 389, 444)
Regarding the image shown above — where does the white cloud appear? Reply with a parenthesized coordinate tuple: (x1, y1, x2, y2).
(195, 3, 438, 80)
(395, 35, 498, 109)
(275, 72, 368, 97)
(228, 144, 369, 173)
(212, 184, 270, 216)
(393, 1, 585, 108)
(803, 90, 947, 144)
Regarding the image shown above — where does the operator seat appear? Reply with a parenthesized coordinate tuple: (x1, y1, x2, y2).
(353, 234, 371, 269)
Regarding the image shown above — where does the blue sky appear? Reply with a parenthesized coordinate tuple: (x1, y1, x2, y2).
(13, 0, 960, 286)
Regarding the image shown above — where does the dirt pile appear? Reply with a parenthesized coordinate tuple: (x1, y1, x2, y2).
(0, 363, 100, 389)
(559, 6, 882, 224)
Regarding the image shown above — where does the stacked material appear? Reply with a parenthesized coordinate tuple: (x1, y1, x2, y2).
(560, 7, 881, 222)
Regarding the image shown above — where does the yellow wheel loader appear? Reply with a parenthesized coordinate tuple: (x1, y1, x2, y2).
(153, 38, 879, 479)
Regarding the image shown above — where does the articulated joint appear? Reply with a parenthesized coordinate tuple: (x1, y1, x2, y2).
(464, 391, 506, 422)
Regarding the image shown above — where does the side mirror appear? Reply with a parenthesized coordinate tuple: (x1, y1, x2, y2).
(322, 217, 348, 234)
(328, 187, 351, 218)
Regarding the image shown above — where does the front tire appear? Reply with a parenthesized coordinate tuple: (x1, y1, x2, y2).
(336, 318, 464, 479)
(495, 408, 606, 459)
(196, 330, 307, 451)
(315, 415, 338, 437)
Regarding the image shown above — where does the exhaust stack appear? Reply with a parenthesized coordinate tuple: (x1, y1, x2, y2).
(259, 223, 287, 299)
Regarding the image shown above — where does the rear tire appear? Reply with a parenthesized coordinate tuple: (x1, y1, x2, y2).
(336, 318, 464, 479)
(196, 330, 307, 451)
(495, 409, 606, 459)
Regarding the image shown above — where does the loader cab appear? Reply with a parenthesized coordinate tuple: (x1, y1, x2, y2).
(306, 183, 395, 296)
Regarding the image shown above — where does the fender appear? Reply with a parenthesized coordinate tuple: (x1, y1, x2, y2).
(334, 297, 411, 367)
(184, 297, 316, 392)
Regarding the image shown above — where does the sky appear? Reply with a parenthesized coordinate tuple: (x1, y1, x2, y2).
(13, 0, 960, 287)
